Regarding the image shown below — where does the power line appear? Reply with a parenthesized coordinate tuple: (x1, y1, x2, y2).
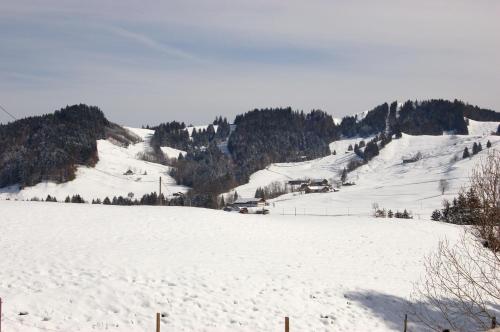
(0, 104, 16, 121)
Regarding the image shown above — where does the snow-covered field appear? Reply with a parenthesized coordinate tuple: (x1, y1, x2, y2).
(0, 201, 462, 331)
(0, 127, 187, 201)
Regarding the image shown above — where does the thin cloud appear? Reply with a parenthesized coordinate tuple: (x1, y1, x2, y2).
(105, 26, 204, 63)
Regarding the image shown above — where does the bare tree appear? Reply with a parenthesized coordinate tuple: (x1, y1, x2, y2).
(411, 150, 500, 331)
(438, 179, 450, 195)
(469, 150, 500, 252)
(411, 235, 500, 331)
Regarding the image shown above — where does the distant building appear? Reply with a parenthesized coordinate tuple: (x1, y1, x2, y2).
(288, 179, 310, 192)
(288, 179, 309, 186)
(310, 179, 329, 186)
(304, 185, 331, 194)
(232, 197, 267, 208)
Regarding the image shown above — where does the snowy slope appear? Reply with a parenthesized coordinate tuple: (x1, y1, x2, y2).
(160, 146, 187, 159)
(229, 137, 366, 199)
(228, 132, 500, 218)
(467, 118, 499, 135)
(0, 200, 462, 332)
(0, 127, 187, 201)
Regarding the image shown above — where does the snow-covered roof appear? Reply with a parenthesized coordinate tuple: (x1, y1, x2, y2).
(306, 185, 330, 190)
(233, 197, 265, 204)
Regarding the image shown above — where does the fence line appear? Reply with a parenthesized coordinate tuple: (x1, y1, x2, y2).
(1, 298, 496, 331)
(278, 207, 426, 219)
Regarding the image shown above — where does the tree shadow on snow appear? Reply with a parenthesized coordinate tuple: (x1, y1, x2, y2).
(345, 290, 500, 332)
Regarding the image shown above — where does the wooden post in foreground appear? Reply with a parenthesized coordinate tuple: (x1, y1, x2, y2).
(492, 316, 497, 329)
(403, 314, 407, 332)
(285, 316, 289, 332)
(156, 312, 160, 332)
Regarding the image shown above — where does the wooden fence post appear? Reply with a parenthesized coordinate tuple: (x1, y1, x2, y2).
(285, 316, 289, 332)
(492, 316, 497, 329)
(403, 314, 407, 332)
(156, 312, 160, 332)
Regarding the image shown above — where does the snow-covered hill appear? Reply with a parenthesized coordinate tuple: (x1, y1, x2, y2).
(0, 127, 187, 201)
(0, 200, 462, 332)
(227, 121, 500, 218)
(1, 117, 498, 214)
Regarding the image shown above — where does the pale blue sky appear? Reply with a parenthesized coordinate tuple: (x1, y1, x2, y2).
(1, 0, 499, 126)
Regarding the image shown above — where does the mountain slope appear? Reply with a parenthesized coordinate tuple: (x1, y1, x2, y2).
(0, 104, 139, 188)
(0, 127, 187, 201)
(227, 128, 500, 217)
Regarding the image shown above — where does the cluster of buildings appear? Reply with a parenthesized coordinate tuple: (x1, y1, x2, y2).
(225, 197, 269, 214)
(287, 178, 337, 194)
(224, 178, 338, 214)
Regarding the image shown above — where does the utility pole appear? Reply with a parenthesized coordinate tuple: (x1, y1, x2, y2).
(159, 176, 162, 205)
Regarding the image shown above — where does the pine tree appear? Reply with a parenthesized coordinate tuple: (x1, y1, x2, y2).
(463, 147, 470, 159)
(103, 197, 111, 205)
(431, 209, 442, 221)
(486, 140, 492, 148)
(332, 150, 336, 155)
(387, 210, 393, 218)
(348, 144, 353, 151)
(65, 196, 70, 203)
(478, 142, 482, 152)
(233, 191, 239, 202)
(472, 142, 479, 155)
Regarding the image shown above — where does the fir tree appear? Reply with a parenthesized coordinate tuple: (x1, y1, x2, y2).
(486, 140, 492, 148)
(463, 147, 470, 159)
(472, 142, 479, 155)
(431, 210, 442, 221)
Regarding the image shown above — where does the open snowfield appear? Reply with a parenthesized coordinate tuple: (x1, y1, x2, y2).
(0, 201, 462, 331)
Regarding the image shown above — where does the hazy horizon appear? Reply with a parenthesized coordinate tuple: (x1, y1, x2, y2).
(1, 1, 499, 126)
